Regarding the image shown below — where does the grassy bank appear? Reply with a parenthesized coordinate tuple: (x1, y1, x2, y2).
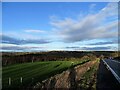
(78, 59, 100, 90)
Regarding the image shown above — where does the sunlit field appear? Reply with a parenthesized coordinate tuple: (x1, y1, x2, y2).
(3, 60, 89, 88)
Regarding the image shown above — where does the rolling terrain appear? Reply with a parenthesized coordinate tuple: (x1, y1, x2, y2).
(2, 51, 120, 89)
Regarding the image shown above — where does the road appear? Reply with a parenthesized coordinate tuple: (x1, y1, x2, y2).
(103, 59, 120, 83)
(96, 60, 120, 90)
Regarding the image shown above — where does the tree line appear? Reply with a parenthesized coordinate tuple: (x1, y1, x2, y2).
(2, 51, 118, 66)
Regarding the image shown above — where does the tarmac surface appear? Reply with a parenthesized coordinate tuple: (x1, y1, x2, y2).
(96, 60, 120, 90)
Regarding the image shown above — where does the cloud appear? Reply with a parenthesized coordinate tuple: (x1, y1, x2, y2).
(81, 46, 114, 51)
(89, 40, 118, 45)
(51, 3, 118, 43)
(2, 45, 29, 50)
(25, 29, 46, 33)
(65, 46, 116, 51)
(1, 44, 45, 51)
(1, 34, 50, 45)
(89, 4, 96, 11)
(66, 46, 80, 49)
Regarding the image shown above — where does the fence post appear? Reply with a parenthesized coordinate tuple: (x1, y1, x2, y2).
(20, 77, 23, 83)
(9, 77, 11, 86)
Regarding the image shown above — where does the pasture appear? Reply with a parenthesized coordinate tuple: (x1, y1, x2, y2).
(3, 60, 89, 88)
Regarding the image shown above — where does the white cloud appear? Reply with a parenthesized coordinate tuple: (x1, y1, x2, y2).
(89, 3, 96, 11)
(50, 3, 118, 43)
(25, 29, 46, 33)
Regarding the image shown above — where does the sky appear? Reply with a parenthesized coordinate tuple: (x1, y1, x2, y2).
(1, 2, 118, 52)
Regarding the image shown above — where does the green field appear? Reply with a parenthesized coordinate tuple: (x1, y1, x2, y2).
(3, 60, 89, 88)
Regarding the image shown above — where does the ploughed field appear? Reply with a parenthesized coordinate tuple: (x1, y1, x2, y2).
(3, 60, 89, 88)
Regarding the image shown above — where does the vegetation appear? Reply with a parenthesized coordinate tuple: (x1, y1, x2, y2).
(78, 59, 100, 90)
(3, 59, 89, 89)
(2, 51, 119, 89)
(2, 51, 118, 66)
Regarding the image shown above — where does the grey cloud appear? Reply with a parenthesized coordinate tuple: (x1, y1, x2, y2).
(1, 34, 50, 45)
(66, 46, 80, 49)
(65, 46, 114, 51)
(2, 46, 28, 50)
(81, 46, 113, 51)
(51, 3, 118, 43)
(1, 45, 44, 51)
(2, 34, 20, 44)
(89, 40, 118, 45)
